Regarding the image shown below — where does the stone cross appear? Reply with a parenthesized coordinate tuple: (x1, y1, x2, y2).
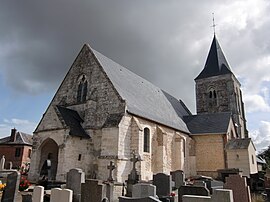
(0, 155, 5, 171)
(130, 150, 141, 171)
(107, 161, 116, 182)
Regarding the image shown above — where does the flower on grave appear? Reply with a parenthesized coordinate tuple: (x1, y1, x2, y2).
(170, 192, 176, 197)
(0, 182, 6, 191)
(19, 177, 31, 191)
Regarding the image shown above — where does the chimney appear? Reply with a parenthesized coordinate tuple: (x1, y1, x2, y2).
(10, 128, 17, 142)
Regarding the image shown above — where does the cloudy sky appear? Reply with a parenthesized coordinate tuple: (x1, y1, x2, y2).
(0, 0, 270, 153)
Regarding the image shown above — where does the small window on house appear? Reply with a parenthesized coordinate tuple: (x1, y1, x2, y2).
(78, 154, 82, 161)
(252, 155, 254, 164)
(15, 148, 21, 157)
(28, 149, 32, 158)
(143, 128, 150, 153)
(77, 75, 88, 103)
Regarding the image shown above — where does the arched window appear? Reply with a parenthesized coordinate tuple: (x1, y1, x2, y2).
(77, 75, 88, 103)
(143, 128, 150, 153)
(208, 87, 217, 107)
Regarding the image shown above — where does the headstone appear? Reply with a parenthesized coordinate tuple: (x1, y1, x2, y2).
(105, 183, 114, 202)
(51, 188, 73, 202)
(60, 189, 73, 202)
(193, 180, 207, 188)
(153, 173, 172, 197)
(179, 185, 210, 202)
(81, 179, 106, 202)
(224, 174, 251, 202)
(107, 161, 116, 182)
(1, 171, 21, 202)
(66, 168, 85, 202)
(32, 186, 44, 202)
(182, 195, 211, 202)
(212, 189, 234, 202)
(8, 162, 12, 170)
(132, 183, 156, 198)
(0, 156, 5, 171)
(119, 196, 161, 202)
(170, 170, 184, 189)
(51, 188, 62, 202)
(125, 150, 142, 197)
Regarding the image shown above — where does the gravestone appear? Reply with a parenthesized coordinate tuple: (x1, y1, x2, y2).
(212, 189, 234, 202)
(132, 183, 156, 198)
(224, 174, 251, 202)
(119, 196, 161, 202)
(193, 180, 207, 188)
(1, 171, 20, 202)
(81, 179, 106, 202)
(107, 161, 116, 182)
(32, 186, 44, 202)
(153, 173, 172, 197)
(0, 156, 5, 171)
(125, 151, 141, 197)
(50, 188, 73, 202)
(170, 170, 184, 189)
(66, 168, 85, 202)
(179, 185, 210, 202)
(8, 162, 12, 170)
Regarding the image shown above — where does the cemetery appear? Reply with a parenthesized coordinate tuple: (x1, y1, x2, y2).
(0, 26, 267, 202)
(0, 152, 268, 202)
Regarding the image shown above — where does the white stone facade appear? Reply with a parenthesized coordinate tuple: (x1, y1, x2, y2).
(28, 45, 192, 183)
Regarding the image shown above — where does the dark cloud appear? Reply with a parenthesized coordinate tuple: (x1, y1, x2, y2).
(0, 0, 269, 113)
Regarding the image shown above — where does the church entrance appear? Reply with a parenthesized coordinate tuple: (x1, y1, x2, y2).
(39, 138, 59, 180)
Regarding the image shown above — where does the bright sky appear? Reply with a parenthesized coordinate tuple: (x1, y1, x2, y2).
(0, 0, 270, 153)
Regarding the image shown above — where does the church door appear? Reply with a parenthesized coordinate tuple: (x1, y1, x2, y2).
(39, 138, 59, 180)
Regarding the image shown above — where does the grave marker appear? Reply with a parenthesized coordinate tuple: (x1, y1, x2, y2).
(132, 183, 156, 198)
(66, 168, 85, 202)
(107, 161, 116, 182)
(1, 170, 20, 202)
(153, 173, 172, 197)
(224, 174, 251, 202)
(170, 170, 184, 189)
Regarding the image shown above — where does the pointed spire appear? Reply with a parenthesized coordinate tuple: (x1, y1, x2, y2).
(195, 35, 232, 80)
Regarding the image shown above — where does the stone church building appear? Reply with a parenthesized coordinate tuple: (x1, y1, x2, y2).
(28, 35, 257, 182)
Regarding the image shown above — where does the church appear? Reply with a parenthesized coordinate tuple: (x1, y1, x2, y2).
(28, 35, 257, 183)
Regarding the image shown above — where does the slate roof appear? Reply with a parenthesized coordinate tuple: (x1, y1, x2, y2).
(56, 106, 89, 138)
(183, 112, 231, 134)
(0, 131, 33, 145)
(195, 35, 232, 80)
(257, 156, 266, 164)
(92, 48, 190, 133)
(225, 138, 252, 150)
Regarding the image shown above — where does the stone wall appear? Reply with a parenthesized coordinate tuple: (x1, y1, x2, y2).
(36, 44, 126, 132)
(193, 134, 226, 178)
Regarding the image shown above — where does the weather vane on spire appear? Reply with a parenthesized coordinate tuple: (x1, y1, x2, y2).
(211, 13, 217, 35)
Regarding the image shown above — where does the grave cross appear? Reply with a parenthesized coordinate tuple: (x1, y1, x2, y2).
(130, 150, 141, 171)
(107, 161, 116, 182)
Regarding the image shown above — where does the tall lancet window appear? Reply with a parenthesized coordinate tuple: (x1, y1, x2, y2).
(143, 128, 150, 153)
(77, 75, 88, 103)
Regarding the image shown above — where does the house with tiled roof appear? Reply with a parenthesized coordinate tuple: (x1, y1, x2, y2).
(0, 128, 32, 169)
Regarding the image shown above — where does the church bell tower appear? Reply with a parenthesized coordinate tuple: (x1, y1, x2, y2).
(195, 35, 248, 138)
